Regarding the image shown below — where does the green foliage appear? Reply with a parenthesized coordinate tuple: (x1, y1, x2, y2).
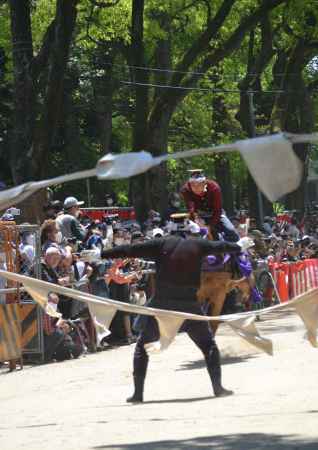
(273, 202, 286, 215)
(31, 0, 56, 50)
(77, 0, 131, 48)
(1, 0, 318, 211)
(0, 3, 12, 79)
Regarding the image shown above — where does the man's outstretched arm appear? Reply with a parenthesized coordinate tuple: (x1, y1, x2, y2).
(101, 239, 162, 260)
(198, 239, 241, 256)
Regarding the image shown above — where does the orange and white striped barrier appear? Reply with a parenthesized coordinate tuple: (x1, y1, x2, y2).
(269, 259, 318, 302)
(269, 262, 290, 303)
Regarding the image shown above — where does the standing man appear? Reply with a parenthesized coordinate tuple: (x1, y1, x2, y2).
(56, 196, 87, 242)
(101, 234, 249, 403)
(180, 169, 239, 242)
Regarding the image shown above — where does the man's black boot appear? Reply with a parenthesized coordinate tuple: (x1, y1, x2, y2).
(206, 348, 234, 398)
(126, 375, 145, 403)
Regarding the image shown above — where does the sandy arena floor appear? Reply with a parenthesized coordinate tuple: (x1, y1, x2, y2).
(1, 309, 318, 450)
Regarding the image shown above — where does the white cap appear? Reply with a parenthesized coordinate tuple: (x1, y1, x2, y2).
(152, 227, 164, 237)
(63, 196, 84, 209)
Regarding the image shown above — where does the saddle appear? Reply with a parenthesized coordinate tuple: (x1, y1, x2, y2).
(202, 248, 253, 279)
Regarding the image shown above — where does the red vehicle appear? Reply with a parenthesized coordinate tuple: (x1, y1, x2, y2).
(81, 207, 136, 222)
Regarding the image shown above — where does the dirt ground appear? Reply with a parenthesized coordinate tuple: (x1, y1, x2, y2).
(1, 309, 318, 450)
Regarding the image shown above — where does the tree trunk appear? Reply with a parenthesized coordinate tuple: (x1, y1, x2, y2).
(235, 20, 274, 225)
(214, 156, 234, 216)
(34, 0, 78, 179)
(211, 77, 234, 215)
(273, 39, 316, 212)
(92, 49, 114, 154)
(147, 104, 173, 214)
(128, 0, 151, 221)
(9, 0, 36, 184)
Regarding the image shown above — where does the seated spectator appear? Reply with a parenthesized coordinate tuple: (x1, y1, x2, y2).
(40, 247, 62, 284)
(33, 249, 82, 362)
(43, 293, 82, 362)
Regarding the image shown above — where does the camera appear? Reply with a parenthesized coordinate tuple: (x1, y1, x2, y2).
(136, 259, 156, 271)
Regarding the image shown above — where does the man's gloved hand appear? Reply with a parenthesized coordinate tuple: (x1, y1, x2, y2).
(238, 237, 255, 252)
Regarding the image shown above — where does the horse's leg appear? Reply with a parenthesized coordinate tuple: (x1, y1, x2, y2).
(208, 288, 228, 335)
(200, 272, 231, 334)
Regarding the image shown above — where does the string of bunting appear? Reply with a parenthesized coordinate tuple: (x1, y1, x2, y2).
(0, 270, 317, 356)
(2, 132, 318, 212)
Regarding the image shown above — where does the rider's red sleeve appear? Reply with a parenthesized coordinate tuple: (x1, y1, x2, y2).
(180, 183, 196, 216)
(208, 182, 222, 226)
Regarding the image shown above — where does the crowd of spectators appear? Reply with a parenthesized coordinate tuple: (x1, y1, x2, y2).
(230, 211, 318, 263)
(2, 191, 318, 365)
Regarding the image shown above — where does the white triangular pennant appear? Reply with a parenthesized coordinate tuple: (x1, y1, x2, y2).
(294, 293, 318, 347)
(227, 315, 273, 355)
(237, 134, 303, 201)
(145, 315, 184, 353)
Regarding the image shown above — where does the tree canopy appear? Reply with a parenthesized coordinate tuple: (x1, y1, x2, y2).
(0, 0, 317, 221)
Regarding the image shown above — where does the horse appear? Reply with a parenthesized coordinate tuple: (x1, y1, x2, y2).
(190, 214, 256, 334)
(197, 252, 255, 334)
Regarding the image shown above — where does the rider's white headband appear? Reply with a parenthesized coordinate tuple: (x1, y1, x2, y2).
(189, 176, 206, 183)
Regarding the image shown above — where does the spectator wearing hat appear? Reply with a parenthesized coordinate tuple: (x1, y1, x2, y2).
(56, 196, 87, 242)
(43, 200, 63, 220)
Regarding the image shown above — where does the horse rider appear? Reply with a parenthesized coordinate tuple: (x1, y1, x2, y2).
(180, 169, 239, 242)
